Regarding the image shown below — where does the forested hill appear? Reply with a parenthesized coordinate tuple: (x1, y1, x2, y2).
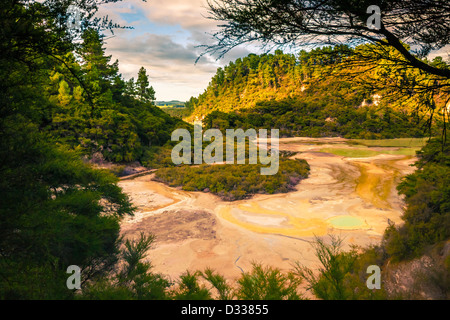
(187, 47, 364, 116)
(186, 47, 438, 138)
(25, 29, 190, 164)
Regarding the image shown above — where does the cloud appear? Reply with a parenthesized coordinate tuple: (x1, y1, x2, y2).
(97, 0, 254, 101)
(138, 0, 218, 32)
(104, 31, 222, 100)
(107, 33, 198, 62)
(428, 44, 450, 62)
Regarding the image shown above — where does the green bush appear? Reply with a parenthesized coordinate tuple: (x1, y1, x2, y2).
(384, 138, 450, 261)
(236, 264, 303, 300)
(153, 158, 309, 201)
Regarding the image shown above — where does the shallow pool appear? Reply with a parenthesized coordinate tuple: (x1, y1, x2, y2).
(328, 216, 364, 229)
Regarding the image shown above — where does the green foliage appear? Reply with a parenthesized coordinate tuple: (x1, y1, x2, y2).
(341, 246, 390, 300)
(81, 239, 308, 300)
(384, 139, 450, 261)
(42, 29, 189, 164)
(189, 50, 308, 117)
(80, 233, 171, 300)
(295, 236, 388, 300)
(141, 145, 178, 168)
(160, 106, 191, 119)
(191, 48, 438, 139)
(136, 66, 156, 103)
(2, 23, 188, 167)
(79, 234, 389, 300)
(0, 117, 134, 299)
(236, 264, 302, 300)
(295, 236, 359, 300)
(171, 271, 212, 300)
(2, 0, 448, 301)
(154, 158, 310, 201)
(0, 0, 180, 299)
(201, 268, 234, 300)
(202, 97, 429, 139)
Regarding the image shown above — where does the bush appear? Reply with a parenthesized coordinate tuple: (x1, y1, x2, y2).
(153, 158, 310, 201)
(383, 138, 450, 261)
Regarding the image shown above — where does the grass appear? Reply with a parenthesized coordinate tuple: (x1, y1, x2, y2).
(348, 138, 429, 148)
(384, 147, 421, 156)
(319, 138, 428, 158)
(319, 148, 380, 158)
(319, 147, 421, 158)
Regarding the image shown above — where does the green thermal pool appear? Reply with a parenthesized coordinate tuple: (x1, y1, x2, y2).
(328, 216, 365, 229)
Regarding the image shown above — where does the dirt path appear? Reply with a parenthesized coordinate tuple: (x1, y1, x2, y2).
(119, 137, 416, 282)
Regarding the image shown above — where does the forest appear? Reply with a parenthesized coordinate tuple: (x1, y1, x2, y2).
(154, 157, 310, 201)
(1, 0, 449, 301)
(0, 0, 191, 299)
(187, 47, 441, 139)
(42, 31, 189, 164)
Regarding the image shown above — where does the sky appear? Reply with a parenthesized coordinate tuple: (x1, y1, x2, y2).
(97, 0, 450, 102)
(97, 0, 254, 102)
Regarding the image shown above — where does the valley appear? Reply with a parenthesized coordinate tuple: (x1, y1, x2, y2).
(119, 137, 420, 282)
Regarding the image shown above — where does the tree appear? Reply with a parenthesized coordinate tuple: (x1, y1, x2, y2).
(136, 66, 156, 103)
(78, 28, 121, 109)
(385, 139, 450, 260)
(295, 236, 359, 300)
(203, 0, 450, 78)
(235, 263, 303, 300)
(0, 120, 135, 298)
(79, 233, 172, 300)
(202, 0, 450, 134)
(0, 0, 140, 299)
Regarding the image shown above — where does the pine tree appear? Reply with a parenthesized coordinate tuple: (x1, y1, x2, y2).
(78, 28, 120, 104)
(136, 66, 156, 103)
(58, 80, 72, 107)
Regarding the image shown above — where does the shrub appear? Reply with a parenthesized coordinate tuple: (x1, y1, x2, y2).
(153, 158, 309, 201)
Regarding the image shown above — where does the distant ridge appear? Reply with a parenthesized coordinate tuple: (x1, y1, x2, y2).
(155, 100, 186, 107)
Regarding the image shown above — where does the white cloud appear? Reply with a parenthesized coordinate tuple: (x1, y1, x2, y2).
(104, 31, 221, 100)
(138, 0, 218, 31)
(428, 44, 450, 62)
(96, 0, 254, 101)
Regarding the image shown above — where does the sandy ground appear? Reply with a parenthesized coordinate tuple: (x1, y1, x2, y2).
(119, 137, 417, 285)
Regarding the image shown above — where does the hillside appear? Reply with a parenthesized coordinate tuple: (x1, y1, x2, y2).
(36, 29, 190, 165)
(155, 100, 186, 107)
(186, 47, 437, 139)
